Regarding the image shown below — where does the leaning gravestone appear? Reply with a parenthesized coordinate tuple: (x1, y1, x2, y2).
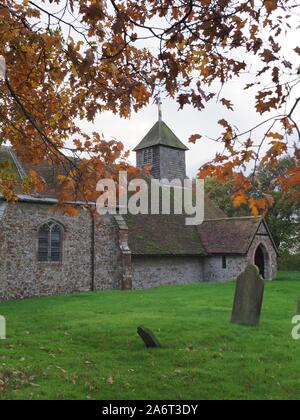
(137, 326, 161, 348)
(231, 265, 265, 326)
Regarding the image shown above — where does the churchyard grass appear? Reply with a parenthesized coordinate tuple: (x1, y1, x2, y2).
(0, 271, 299, 400)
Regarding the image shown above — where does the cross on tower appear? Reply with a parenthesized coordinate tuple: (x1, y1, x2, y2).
(156, 95, 162, 122)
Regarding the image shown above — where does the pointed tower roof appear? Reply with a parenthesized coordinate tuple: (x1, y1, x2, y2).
(133, 120, 189, 152)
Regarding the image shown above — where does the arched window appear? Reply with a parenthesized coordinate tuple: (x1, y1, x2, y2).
(38, 221, 63, 262)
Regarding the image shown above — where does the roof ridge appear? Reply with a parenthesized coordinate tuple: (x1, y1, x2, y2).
(133, 120, 188, 151)
(205, 195, 227, 216)
(8, 148, 27, 179)
(204, 216, 262, 222)
(158, 119, 162, 143)
(0, 145, 27, 179)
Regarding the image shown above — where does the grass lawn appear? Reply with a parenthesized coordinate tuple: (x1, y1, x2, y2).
(0, 271, 299, 400)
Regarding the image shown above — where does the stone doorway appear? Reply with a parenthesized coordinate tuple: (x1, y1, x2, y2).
(254, 244, 268, 279)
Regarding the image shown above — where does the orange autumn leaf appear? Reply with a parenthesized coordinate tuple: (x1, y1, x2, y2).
(264, 0, 279, 14)
(249, 198, 260, 217)
(63, 206, 80, 217)
(285, 167, 300, 188)
(266, 132, 284, 140)
(233, 193, 247, 207)
(0, 0, 298, 211)
(189, 134, 202, 144)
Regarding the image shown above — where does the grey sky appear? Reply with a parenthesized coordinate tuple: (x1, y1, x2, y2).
(8, 1, 300, 177)
(82, 71, 299, 178)
(75, 5, 300, 178)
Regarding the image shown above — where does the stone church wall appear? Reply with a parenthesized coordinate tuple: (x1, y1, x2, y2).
(94, 215, 123, 291)
(203, 255, 248, 282)
(132, 256, 204, 289)
(203, 223, 277, 282)
(246, 223, 277, 280)
(0, 201, 278, 301)
(0, 202, 123, 301)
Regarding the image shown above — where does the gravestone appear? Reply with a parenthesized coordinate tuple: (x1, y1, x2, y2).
(231, 265, 265, 326)
(137, 326, 161, 348)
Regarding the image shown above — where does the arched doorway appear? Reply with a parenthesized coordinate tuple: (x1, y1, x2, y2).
(254, 244, 268, 279)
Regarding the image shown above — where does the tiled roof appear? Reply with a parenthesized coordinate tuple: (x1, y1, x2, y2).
(133, 120, 189, 151)
(1, 146, 272, 257)
(125, 213, 206, 256)
(0, 146, 76, 198)
(0, 146, 24, 193)
(21, 159, 71, 198)
(124, 197, 227, 256)
(197, 217, 263, 255)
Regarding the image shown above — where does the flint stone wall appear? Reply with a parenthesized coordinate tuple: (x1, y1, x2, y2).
(132, 256, 204, 289)
(203, 222, 277, 282)
(0, 203, 278, 300)
(0, 203, 122, 300)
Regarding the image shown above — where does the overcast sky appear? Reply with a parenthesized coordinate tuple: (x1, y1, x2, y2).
(84, 87, 248, 178)
(11, 1, 300, 177)
(82, 73, 299, 178)
(75, 5, 300, 179)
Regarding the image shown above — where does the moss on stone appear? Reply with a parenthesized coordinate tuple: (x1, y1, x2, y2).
(133, 121, 189, 151)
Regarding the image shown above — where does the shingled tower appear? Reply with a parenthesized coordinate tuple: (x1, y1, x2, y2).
(134, 107, 188, 181)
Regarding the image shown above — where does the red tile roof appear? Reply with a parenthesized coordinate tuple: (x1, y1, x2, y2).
(197, 217, 263, 255)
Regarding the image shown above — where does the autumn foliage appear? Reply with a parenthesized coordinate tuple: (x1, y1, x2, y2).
(0, 0, 299, 214)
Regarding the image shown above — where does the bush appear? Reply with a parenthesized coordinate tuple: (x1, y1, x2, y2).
(278, 253, 300, 272)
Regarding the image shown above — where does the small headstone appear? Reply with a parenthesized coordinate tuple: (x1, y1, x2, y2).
(231, 265, 265, 326)
(137, 326, 161, 348)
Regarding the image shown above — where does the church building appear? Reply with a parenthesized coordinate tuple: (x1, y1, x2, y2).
(0, 117, 278, 301)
